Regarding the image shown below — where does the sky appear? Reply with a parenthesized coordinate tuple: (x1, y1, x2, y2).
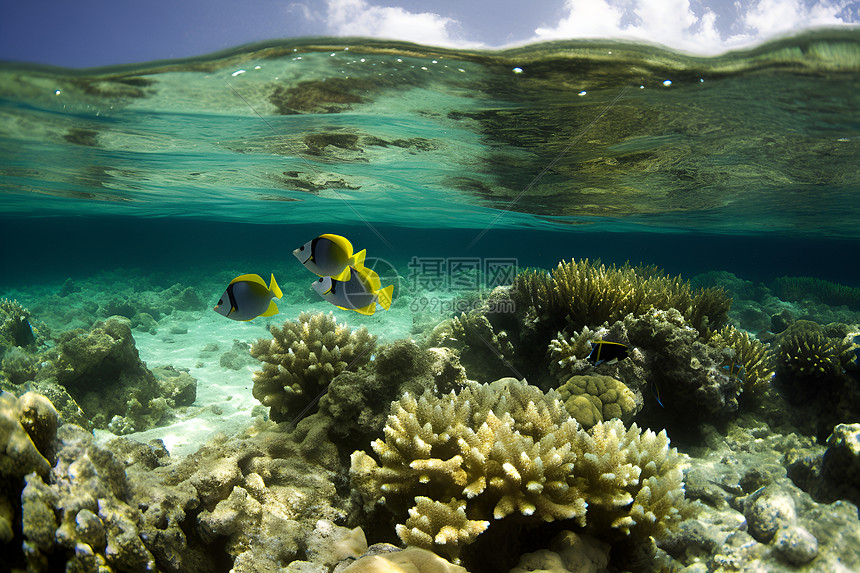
(0, 0, 858, 68)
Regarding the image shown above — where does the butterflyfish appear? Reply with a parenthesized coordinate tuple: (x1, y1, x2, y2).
(293, 234, 366, 281)
(587, 340, 629, 366)
(214, 273, 282, 321)
(312, 265, 393, 316)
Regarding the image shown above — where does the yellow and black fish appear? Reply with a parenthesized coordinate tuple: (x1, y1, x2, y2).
(312, 265, 393, 316)
(293, 233, 365, 281)
(587, 340, 628, 366)
(214, 273, 282, 321)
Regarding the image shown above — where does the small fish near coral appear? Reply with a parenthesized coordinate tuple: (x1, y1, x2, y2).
(722, 360, 747, 382)
(214, 273, 283, 321)
(293, 233, 366, 281)
(587, 340, 629, 366)
(313, 265, 393, 316)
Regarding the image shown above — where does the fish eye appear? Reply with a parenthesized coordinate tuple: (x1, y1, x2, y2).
(217, 299, 223, 305)
(318, 278, 323, 282)
(300, 245, 305, 251)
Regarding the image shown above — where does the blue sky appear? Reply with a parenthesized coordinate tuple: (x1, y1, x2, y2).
(1, 0, 858, 68)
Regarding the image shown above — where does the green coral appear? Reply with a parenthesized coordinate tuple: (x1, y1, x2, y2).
(350, 378, 690, 561)
(251, 312, 377, 423)
(511, 259, 731, 337)
(556, 375, 638, 429)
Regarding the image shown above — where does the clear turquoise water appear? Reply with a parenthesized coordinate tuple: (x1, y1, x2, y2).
(2, 32, 860, 289)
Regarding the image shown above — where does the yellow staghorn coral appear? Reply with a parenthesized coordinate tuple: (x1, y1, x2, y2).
(350, 378, 690, 560)
(251, 312, 376, 423)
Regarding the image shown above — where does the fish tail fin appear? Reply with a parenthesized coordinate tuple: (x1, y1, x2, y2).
(332, 266, 352, 281)
(269, 273, 283, 299)
(354, 303, 376, 316)
(377, 285, 394, 311)
(260, 300, 279, 317)
(352, 249, 367, 270)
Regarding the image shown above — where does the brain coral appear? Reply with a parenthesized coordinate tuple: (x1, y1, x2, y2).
(350, 378, 689, 561)
(556, 374, 638, 429)
(251, 311, 377, 423)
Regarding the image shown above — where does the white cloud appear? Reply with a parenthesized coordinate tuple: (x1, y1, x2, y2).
(323, 0, 484, 48)
(743, 0, 851, 37)
(533, 0, 857, 54)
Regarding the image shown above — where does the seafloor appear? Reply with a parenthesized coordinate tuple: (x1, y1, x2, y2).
(2, 258, 860, 572)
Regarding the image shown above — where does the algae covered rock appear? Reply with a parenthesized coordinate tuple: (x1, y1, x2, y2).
(251, 312, 377, 423)
(0, 391, 58, 481)
(29, 316, 198, 433)
(818, 422, 860, 507)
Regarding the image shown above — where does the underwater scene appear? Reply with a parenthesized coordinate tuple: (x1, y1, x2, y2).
(2, 29, 860, 572)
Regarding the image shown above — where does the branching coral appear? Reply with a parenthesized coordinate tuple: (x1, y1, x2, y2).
(511, 259, 731, 337)
(708, 326, 775, 396)
(350, 378, 690, 561)
(251, 312, 377, 423)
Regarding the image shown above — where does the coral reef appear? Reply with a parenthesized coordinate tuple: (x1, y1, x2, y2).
(10, 393, 363, 573)
(706, 325, 774, 397)
(509, 531, 610, 573)
(771, 320, 859, 439)
(815, 423, 860, 508)
(511, 259, 731, 337)
(1, 391, 58, 545)
(32, 317, 197, 433)
(429, 310, 518, 383)
(555, 374, 638, 429)
(548, 309, 745, 433)
(350, 377, 690, 563)
(339, 545, 467, 573)
(0, 298, 41, 351)
(293, 339, 468, 467)
(251, 311, 377, 423)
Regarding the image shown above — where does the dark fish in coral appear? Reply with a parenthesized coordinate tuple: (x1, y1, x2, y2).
(312, 265, 393, 316)
(587, 340, 628, 366)
(214, 273, 282, 321)
(293, 233, 366, 281)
